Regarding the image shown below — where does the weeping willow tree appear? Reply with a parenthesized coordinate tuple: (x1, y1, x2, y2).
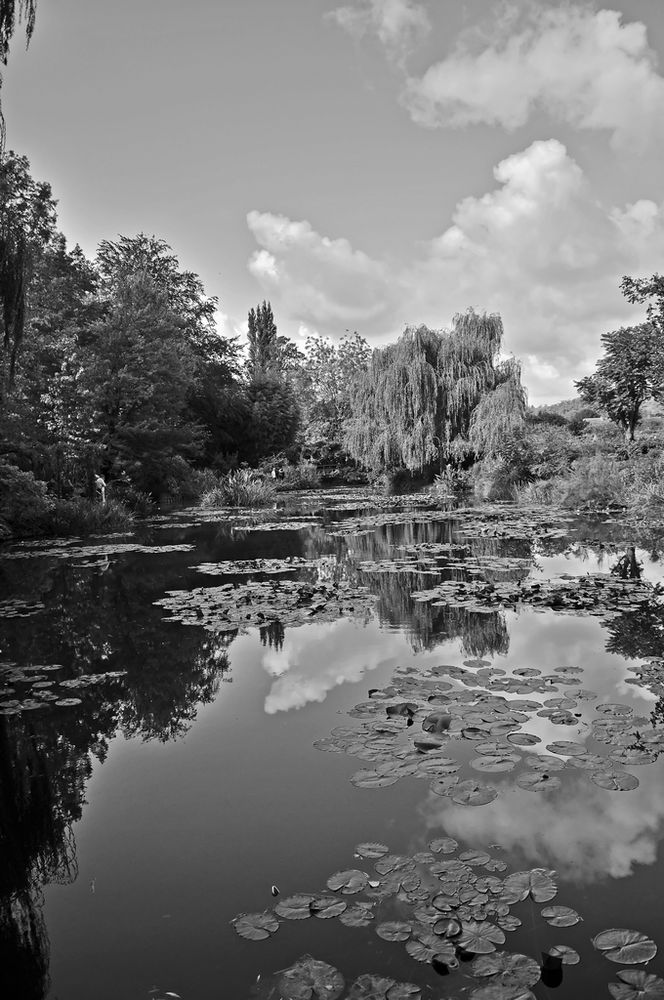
(345, 309, 526, 476)
(1, 1, 37, 146)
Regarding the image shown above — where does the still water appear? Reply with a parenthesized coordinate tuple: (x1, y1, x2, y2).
(1, 492, 663, 999)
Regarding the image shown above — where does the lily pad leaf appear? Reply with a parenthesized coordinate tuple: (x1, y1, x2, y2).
(310, 895, 347, 919)
(458, 920, 506, 954)
(429, 837, 458, 854)
(385, 984, 421, 1000)
(547, 945, 580, 966)
(339, 903, 375, 927)
(450, 780, 498, 806)
(232, 911, 279, 940)
(609, 971, 664, 999)
(592, 928, 657, 964)
(274, 894, 315, 919)
(277, 955, 345, 1000)
(540, 905, 580, 927)
(591, 771, 639, 791)
(503, 869, 557, 903)
(470, 952, 541, 988)
(422, 710, 452, 733)
(326, 869, 369, 894)
(347, 974, 397, 1000)
(470, 987, 536, 1000)
(356, 842, 389, 859)
(517, 772, 562, 792)
(351, 769, 399, 788)
(376, 921, 412, 942)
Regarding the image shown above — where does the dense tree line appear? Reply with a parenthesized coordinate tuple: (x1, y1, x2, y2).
(0, 152, 378, 532)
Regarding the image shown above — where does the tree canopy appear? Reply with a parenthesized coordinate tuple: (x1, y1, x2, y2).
(575, 323, 661, 441)
(345, 310, 526, 476)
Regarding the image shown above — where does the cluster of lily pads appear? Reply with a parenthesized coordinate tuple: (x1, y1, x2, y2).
(156, 578, 376, 633)
(409, 572, 659, 617)
(0, 597, 46, 618)
(236, 838, 662, 1000)
(192, 557, 333, 576)
(1, 542, 195, 561)
(0, 662, 126, 716)
(311, 659, 664, 800)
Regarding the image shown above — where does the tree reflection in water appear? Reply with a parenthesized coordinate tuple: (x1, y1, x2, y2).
(0, 552, 232, 998)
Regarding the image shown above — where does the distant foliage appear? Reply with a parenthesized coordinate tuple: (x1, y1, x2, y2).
(576, 323, 660, 441)
(345, 311, 526, 476)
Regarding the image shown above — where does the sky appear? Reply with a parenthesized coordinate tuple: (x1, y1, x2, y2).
(3, 0, 664, 404)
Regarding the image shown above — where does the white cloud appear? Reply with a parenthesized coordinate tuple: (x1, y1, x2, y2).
(260, 618, 411, 714)
(403, 5, 664, 152)
(420, 764, 664, 882)
(328, 0, 430, 63)
(247, 209, 398, 330)
(247, 140, 664, 403)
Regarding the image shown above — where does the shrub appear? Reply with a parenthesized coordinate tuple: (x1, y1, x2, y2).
(43, 498, 134, 535)
(0, 460, 53, 538)
(526, 425, 581, 479)
(429, 467, 470, 498)
(275, 462, 321, 491)
(109, 482, 155, 517)
(199, 470, 276, 508)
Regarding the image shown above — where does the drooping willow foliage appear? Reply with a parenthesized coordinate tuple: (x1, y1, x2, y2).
(345, 309, 526, 474)
(0, 1, 37, 146)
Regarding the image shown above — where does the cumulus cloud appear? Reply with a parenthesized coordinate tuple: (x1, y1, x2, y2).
(261, 618, 413, 714)
(328, 0, 430, 63)
(420, 765, 664, 882)
(247, 209, 398, 330)
(247, 140, 664, 402)
(403, 5, 664, 151)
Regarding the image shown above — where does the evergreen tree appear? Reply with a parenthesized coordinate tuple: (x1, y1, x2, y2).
(246, 300, 279, 378)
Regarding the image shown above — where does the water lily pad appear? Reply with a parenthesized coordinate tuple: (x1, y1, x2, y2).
(590, 771, 639, 791)
(470, 986, 536, 1000)
(347, 975, 397, 1000)
(592, 928, 657, 964)
(310, 895, 347, 918)
(351, 770, 399, 788)
(609, 971, 664, 999)
(545, 741, 587, 756)
(339, 903, 375, 927)
(471, 753, 520, 773)
(540, 905, 580, 927)
(356, 842, 389, 859)
(274, 894, 315, 919)
(458, 920, 506, 954)
(55, 698, 83, 707)
(517, 772, 562, 792)
(376, 921, 412, 942)
(547, 945, 580, 966)
(470, 952, 541, 988)
(451, 780, 498, 806)
(232, 911, 280, 940)
(428, 836, 458, 854)
(277, 955, 345, 1000)
(385, 984, 421, 1000)
(503, 869, 557, 903)
(326, 869, 369, 894)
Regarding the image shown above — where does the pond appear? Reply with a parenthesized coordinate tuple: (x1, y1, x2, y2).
(1, 489, 664, 1000)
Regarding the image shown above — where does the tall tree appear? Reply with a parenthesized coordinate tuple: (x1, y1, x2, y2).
(0, 151, 56, 397)
(246, 300, 279, 378)
(345, 310, 525, 476)
(575, 323, 660, 442)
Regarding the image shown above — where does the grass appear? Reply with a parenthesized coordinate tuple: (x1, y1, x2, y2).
(199, 470, 277, 508)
